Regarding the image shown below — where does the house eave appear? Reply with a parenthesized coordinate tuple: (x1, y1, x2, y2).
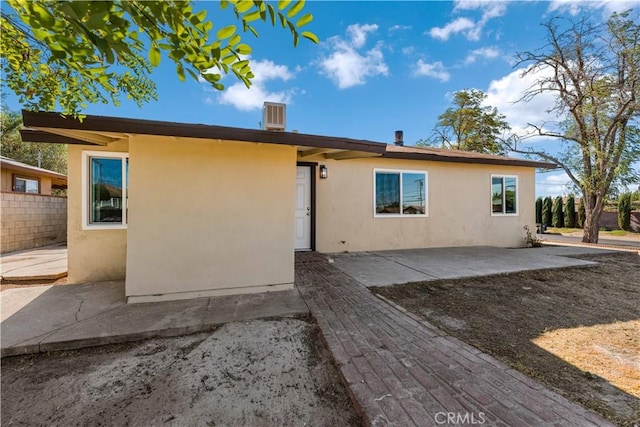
(381, 151, 557, 169)
(20, 111, 557, 169)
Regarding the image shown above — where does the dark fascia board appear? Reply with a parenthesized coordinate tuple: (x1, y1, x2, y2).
(21, 110, 387, 154)
(21, 111, 556, 169)
(382, 151, 557, 169)
(20, 129, 98, 145)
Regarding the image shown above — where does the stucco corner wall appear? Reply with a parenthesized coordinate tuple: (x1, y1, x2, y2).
(125, 136, 296, 299)
(67, 143, 129, 284)
(315, 158, 536, 253)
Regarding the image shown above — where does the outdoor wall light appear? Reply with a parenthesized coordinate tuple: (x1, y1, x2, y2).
(319, 165, 328, 179)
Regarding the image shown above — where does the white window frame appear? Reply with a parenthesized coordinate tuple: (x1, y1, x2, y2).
(14, 176, 39, 194)
(82, 151, 129, 230)
(373, 168, 428, 218)
(491, 174, 519, 216)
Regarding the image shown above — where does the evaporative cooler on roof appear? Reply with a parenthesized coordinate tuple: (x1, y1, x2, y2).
(262, 102, 286, 131)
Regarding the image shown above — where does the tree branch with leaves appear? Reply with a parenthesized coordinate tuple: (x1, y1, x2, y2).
(0, 0, 318, 117)
(419, 89, 512, 155)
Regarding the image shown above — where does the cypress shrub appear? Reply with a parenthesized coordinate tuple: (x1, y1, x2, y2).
(542, 196, 553, 227)
(564, 195, 576, 228)
(618, 193, 632, 231)
(552, 196, 564, 228)
(535, 197, 543, 224)
(577, 197, 586, 228)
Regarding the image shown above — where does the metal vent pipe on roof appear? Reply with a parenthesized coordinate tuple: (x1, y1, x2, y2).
(394, 130, 403, 146)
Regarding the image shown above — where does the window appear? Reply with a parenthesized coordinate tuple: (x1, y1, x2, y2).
(82, 151, 129, 229)
(374, 169, 428, 217)
(13, 176, 39, 194)
(491, 175, 518, 215)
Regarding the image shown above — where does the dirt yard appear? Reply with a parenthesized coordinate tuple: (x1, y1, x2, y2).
(1, 319, 361, 426)
(374, 251, 640, 427)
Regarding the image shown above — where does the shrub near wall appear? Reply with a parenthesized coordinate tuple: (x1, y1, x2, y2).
(577, 198, 586, 228)
(564, 195, 576, 228)
(542, 197, 553, 227)
(1, 192, 67, 253)
(535, 197, 543, 224)
(552, 196, 564, 228)
(618, 193, 632, 231)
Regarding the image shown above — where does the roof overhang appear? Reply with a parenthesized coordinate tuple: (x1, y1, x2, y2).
(382, 151, 555, 169)
(20, 111, 556, 169)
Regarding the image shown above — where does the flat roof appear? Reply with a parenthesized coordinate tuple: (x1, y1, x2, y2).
(21, 111, 556, 169)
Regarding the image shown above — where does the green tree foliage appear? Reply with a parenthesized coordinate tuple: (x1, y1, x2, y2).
(618, 193, 632, 230)
(552, 196, 564, 228)
(542, 196, 553, 227)
(418, 89, 511, 155)
(564, 195, 576, 228)
(577, 197, 586, 228)
(513, 12, 640, 243)
(535, 197, 543, 224)
(0, 0, 317, 117)
(1, 107, 66, 173)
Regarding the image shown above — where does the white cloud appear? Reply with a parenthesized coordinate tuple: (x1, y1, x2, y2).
(429, 18, 476, 41)
(217, 59, 296, 111)
(401, 46, 416, 55)
(413, 60, 450, 82)
(485, 66, 559, 136)
(430, 1, 508, 41)
(389, 24, 412, 32)
(464, 46, 500, 64)
(536, 171, 574, 197)
(319, 24, 389, 89)
(547, 0, 640, 16)
(346, 23, 379, 48)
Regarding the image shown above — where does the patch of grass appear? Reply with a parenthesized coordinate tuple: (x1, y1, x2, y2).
(546, 227, 582, 234)
(607, 230, 636, 236)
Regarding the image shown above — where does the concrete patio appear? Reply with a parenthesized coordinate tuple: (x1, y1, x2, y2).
(1, 282, 308, 357)
(328, 245, 615, 287)
(0, 244, 68, 282)
(1, 244, 619, 358)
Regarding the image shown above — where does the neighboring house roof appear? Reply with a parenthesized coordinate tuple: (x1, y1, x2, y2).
(20, 111, 556, 169)
(0, 156, 68, 188)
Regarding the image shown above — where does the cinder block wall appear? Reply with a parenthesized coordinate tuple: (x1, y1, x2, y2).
(1, 192, 67, 253)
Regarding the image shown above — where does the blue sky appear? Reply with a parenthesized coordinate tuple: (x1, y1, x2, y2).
(4, 0, 639, 197)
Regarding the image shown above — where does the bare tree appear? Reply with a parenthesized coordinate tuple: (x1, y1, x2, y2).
(511, 11, 639, 243)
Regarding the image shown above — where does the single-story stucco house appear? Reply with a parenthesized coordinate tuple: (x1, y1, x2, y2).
(1, 156, 67, 195)
(21, 109, 554, 303)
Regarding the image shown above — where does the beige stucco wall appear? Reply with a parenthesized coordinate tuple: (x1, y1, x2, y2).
(67, 142, 129, 283)
(315, 157, 536, 253)
(124, 136, 296, 300)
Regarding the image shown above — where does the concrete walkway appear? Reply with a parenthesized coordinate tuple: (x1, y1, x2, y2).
(295, 251, 613, 426)
(0, 244, 67, 282)
(1, 281, 308, 357)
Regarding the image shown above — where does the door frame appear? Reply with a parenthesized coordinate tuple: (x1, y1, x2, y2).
(296, 162, 316, 251)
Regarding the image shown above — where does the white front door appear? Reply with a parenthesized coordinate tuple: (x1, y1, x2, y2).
(295, 166, 312, 250)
